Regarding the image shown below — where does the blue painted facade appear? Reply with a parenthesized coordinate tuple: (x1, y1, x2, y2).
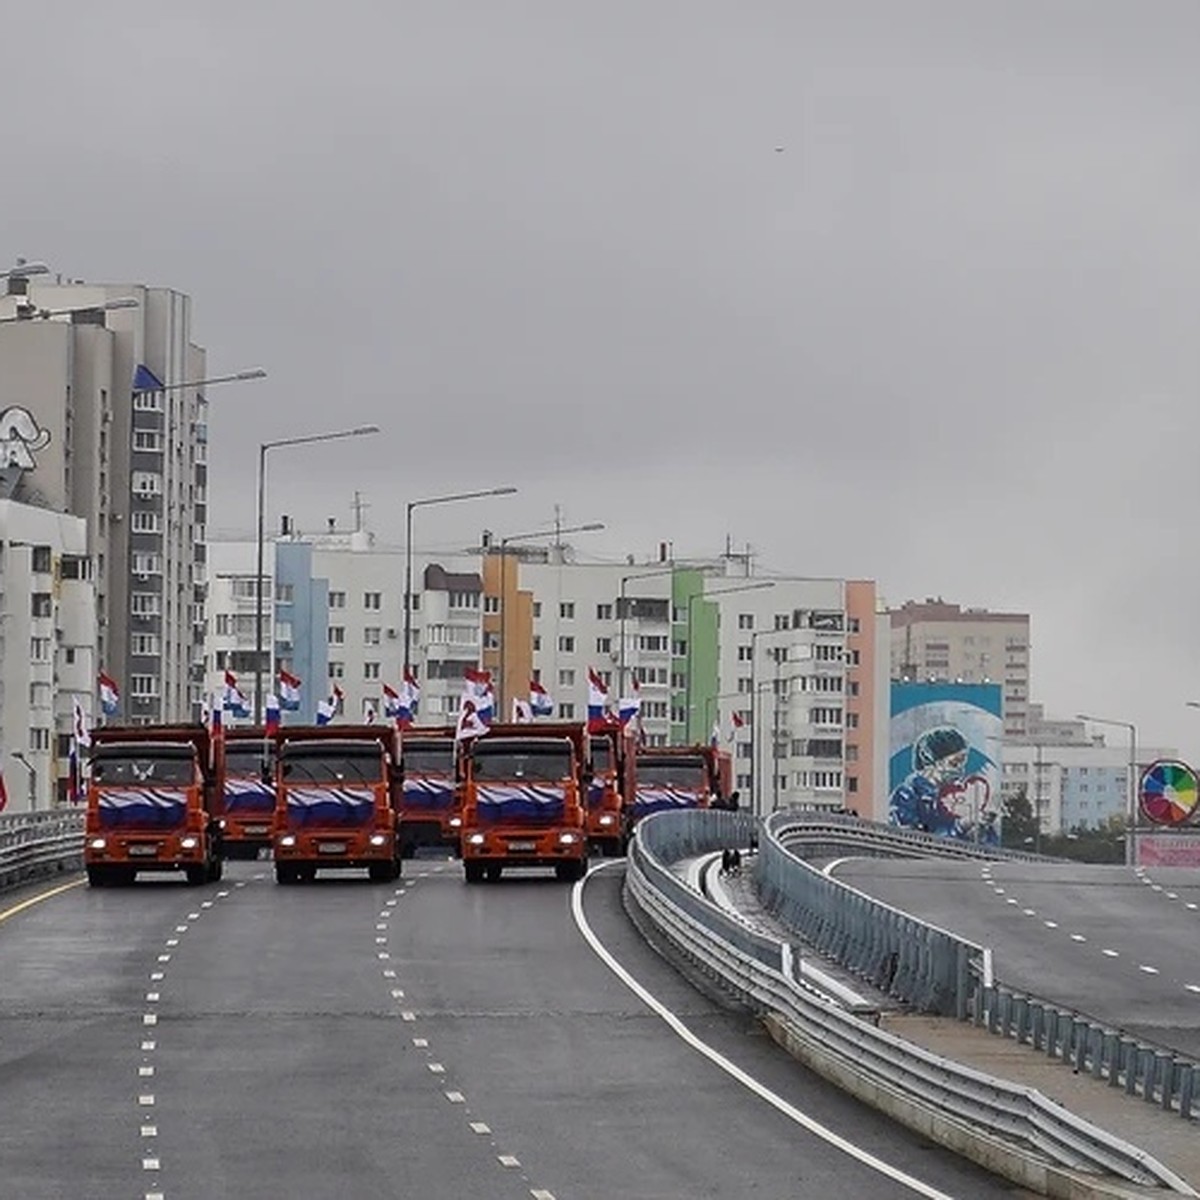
(274, 541, 330, 725)
(1059, 765, 1127, 831)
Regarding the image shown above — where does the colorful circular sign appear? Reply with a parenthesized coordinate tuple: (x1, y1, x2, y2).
(1139, 759, 1200, 826)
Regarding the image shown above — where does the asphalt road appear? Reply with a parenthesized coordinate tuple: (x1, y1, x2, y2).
(832, 857, 1200, 1058)
(0, 860, 1033, 1199)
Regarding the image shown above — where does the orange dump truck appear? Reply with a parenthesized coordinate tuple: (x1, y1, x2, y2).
(84, 724, 223, 886)
(271, 724, 402, 884)
(397, 726, 460, 857)
(459, 722, 589, 883)
(216, 726, 276, 860)
(627, 743, 732, 837)
(587, 727, 635, 857)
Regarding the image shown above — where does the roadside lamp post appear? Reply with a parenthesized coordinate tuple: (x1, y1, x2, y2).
(1076, 714, 1138, 867)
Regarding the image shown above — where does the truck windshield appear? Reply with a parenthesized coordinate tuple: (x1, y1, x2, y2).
(590, 739, 613, 773)
(404, 741, 455, 775)
(637, 757, 708, 788)
(226, 748, 270, 778)
(280, 743, 383, 784)
(91, 745, 196, 786)
(472, 741, 573, 783)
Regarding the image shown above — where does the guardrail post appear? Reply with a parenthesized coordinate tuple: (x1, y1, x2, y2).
(1013, 995, 1029, 1045)
(1143, 1051, 1159, 1104)
(1179, 1064, 1194, 1119)
(1073, 1020, 1089, 1072)
(1125, 1044, 1140, 1096)
(1157, 1055, 1174, 1110)
(1030, 1003, 1044, 1049)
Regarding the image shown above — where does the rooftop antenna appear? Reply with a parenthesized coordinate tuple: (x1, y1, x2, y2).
(352, 491, 369, 533)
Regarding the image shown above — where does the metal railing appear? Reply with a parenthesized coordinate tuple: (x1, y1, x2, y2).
(0, 810, 84, 891)
(624, 808, 1194, 1193)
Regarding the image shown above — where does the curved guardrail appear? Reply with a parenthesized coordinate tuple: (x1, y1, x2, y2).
(761, 810, 1200, 1120)
(623, 808, 1195, 1195)
(0, 810, 84, 891)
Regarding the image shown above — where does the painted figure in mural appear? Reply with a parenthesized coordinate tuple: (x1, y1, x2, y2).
(889, 726, 998, 844)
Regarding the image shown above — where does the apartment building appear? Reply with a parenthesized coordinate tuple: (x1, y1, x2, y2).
(889, 598, 1031, 736)
(0, 272, 209, 724)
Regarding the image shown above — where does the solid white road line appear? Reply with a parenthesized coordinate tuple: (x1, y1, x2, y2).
(572, 863, 959, 1200)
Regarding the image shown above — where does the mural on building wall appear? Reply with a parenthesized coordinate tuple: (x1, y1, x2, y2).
(888, 682, 1003, 844)
(0, 406, 50, 470)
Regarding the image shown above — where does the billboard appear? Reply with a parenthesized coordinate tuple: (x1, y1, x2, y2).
(888, 682, 1004, 845)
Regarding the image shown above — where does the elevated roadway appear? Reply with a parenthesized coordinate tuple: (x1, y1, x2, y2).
(0, 860, 1024, 1199)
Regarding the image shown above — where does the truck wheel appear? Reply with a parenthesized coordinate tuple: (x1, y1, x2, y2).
(464, 861, 485, 884)
(207, 857, 223, 883)
(368, 861, 392, 882)
(185, 864, 208, 886)
(484, 864, 502, 883)
(86, 865, 108, 887)
(298, 864, 317, 883)
(275, 863, 296, 884)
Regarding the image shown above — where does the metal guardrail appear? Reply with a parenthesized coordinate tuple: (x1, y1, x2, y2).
(624, 808, 1194, 1194)
(763, 810, 1200, 1121)
(0, 810, 84, 891)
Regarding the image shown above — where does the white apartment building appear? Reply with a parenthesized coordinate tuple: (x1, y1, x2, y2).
(0, 272, 209, 723)
(0, 499, 95, 811)
(890, 598, 1031, 737)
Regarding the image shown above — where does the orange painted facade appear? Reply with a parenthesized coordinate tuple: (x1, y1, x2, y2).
(845, 580, 879, 818)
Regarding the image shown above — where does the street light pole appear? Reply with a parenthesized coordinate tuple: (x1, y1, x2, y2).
(1077, 714, 1138, 867)
(254, 425, 381, 719)
(403, 486, 518, 694)
(10, 751, 36, 812)
(494, 522, 603, 713)
(0, 296, 139, 324)
(750, 626, 792, 819)
(684, 581, 773, 743)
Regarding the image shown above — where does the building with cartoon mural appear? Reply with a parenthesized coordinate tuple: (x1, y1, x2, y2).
(889, 681, 1004, 844)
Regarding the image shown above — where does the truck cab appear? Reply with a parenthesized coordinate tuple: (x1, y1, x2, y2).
(459, 722, 589, 883)
(587, 729, 634, 857)
(84, 725, 222, 886)
(627, 744, 727, 837)
(217, 727, 276, 860)
(272, 724, 402, 884)
(397, 726, 460, 857)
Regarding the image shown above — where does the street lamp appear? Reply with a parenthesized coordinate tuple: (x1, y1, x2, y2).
(0, 261, 49, 281)
(494, 523, 604, 713)
(133, 368, 268, 393)
(1077, 713, 1137, 867)
(255, 425, 381, 718)
(750, 627, 795, 819)
(684, 582, 774, 743)
(0, 296, 139, 324)
(618, 568, 676, 701)
(10, 750, 36, 812)
(404, 487, 518, 687)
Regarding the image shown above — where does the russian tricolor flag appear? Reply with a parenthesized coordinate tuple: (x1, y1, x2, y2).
(224, 670, 250, 719)
(382, 683, 402, 721)
(530, 679, 554, 717)
(265, 694, 281, 734)
(98, 672, 120, 717)
(278, 669, 302, 711)
(618, 677, 641, 727)
(399, 667, 421, 726)
(587, 668, 611, 732)
(315, 697, 336, 725)
(463, 667, 493, 725)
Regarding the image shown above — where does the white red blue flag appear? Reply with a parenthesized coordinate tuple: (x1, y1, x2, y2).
(72, 699, 92, 749)
(332, 683, 345, 712)
(618, 677, 641, 727)
(396, 668, 421, 726)
(710, 721, 721, 749)
(729, 710, 745, 741)
(511, 696, 534, 723)
(463, 667, 493, 725)
(223, 670, 250, 718)
(382, 683, 402, 720)
(98, 672, 120, 717)
(455, 697, 490, 742)
(209, 693, 224, 737)
(265, 694, 281, 734)
(529, 679, 554, 718)
(587, 668, 611, 732)
(315, 697, 336, 725)
(363, 699, 378, 725)
(278, 669, 302, 711)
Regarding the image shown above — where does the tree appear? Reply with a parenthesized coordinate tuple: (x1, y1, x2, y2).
(1002, 785, 1039, 850)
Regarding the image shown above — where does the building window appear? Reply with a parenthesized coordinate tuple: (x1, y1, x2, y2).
(449, 591, 479, 609)
(532, 601, 542, 618)
(130, 674, 159, 698)
(133, 390, 163, 412)
(364, 662, 380, 680)
(560, 602, 575, 619)
(131, 633, 160, 656)
(29, 637, 50, 661)
(558, 636, 575, 653)
(364, 591, 382, 610)
(131, 511, 161, 534)
(738, 614, 754, 630)
(276, 583, 294, 604)
(131, 471, 163, 497)
(847, 776, 858, 794)
(132, 553, 162, 576)
(640, 635, 668, 652)
(559, 703, 576, 719)
(483, 631, 500, 650)
(31, 593, 52, 618)
(532, 635, 541, 651)
(848, 617, 861, 633)
(328, 626, 345, 645)
(596, 637, 612, 654)
(329, 591, 346, 608)
(30, 727, 51, 751)
(364, 627, 381, 645)
(484, 596, 499, 614)
(329, 661, 344, 679)
(558, 669, 576, 688)
(132, 593, 160, 616)
(737, 645, 752, 661)
(596, 603, 613, 621)
(133, 430, 163, 452)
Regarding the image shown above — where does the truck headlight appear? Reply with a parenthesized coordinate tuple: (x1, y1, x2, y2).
(558, 832, 579, 845)
(88, 837, 107, 851)
(368, 833, 388, 847)
(466, 833, 485, 846)
(179, 836, 199, 850)
(448, 816, 462, 829)
(278, 834, 297, 848)
(598, 814, 615, 826)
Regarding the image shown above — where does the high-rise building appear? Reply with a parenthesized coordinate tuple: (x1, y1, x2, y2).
(889, 598, 1031, 737)
(0, 273, 209, 724)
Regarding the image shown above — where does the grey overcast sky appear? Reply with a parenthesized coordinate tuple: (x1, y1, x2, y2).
(4, 2, 1198, 756)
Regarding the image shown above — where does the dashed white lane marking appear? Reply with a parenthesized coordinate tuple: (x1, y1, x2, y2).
(1044, 920, 1058, 929)
(994, 887, 1006, 895)
(201, 901, 213, 909)
(1140, 965, 1160, 975)
(375, 937, 388, 945)
(1102, 950, 1119, 958)
(428, 1063, 445, 1074)
(1022, 909, 1036, 917)
(165, 939, 179, 947)
(401, 1011, 416, 1021)
(139, 1066, 155, 1077)
(572, 864, 960, 1200)
(1186, 985, 1200, 994)
(150, 972, 164, 982)
(143, 1014, 158, 1026)
(1006, 898, 1018, 906)
(413, 1038, 428, 1048)
(1188, 903, 1198, 911)
(146, 1191, 164, 1200)
(141, 1041, 156, 1052)
(470, 1121, 491, 1134)
(391, 988, 406, 1000)
(142, 1158, 160, 1170)
(156, 954, 171, 963)
(1070, 934, 1087, 943)
(498, 1154, 521, 1168)
(383, 969, 397, 979)
(146, 992, 160, 1002)
(445, 1091, 465, 1103)
(141, 1125, 157, 1137)
(378, 951, 391, 960)
(1167, 892, 1179, 900)
(530, 1191, 557, 1200)
(186, 912, 200, 920)
(139, 1095, 155, 1107)
(175, 925, 188, 933)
